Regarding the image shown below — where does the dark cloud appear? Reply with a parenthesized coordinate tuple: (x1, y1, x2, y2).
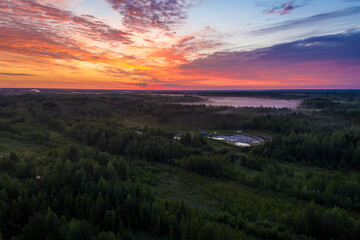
(162, 83, 182, 87)
(255, 6, 360, 34)
(260, 30, 360, 62)
(173, 35, 224, 52)
(185, 31, 360, 70)
(264, 1, 297, 15)
(103, 67, 150, 78)
(105, 0, 197, 32)
(104, 67, 133, 77)
(182, 31, 360, 87)
(135, 83, 148, 88)
(0, 72, 36, 76)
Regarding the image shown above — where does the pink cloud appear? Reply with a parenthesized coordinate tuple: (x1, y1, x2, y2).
(105, 0, 197, 32)
(264, 1, 296, 15)
(0, 0, 132, 49)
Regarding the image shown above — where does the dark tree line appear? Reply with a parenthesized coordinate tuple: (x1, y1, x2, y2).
(256, 129, 360, 169)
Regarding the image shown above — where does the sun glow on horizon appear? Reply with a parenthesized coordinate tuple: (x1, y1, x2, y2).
(0, 0, 359, 90)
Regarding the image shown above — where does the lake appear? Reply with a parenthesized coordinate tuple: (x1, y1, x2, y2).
(212, 134, 264, 147)
(184, 96, 301, 109)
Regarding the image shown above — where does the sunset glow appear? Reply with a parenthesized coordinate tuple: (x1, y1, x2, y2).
(0, 0, 359, 89)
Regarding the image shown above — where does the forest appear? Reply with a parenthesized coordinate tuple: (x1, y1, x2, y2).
(0, 90, 360, 240)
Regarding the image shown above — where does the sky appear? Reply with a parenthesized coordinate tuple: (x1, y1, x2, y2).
(0, 0, 359, 90)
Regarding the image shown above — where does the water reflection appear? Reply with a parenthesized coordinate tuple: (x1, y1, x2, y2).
(184, 97, 300, 109)
(212, 134, 264, 147)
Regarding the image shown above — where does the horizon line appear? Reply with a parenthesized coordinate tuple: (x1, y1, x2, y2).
(1, 87, 360, 92)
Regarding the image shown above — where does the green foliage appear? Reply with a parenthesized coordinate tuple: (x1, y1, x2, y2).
(183, 155, 230, 177)
(66, 219, 95, 240)
(258, 129, 360, 169)
(300, 98, 339, 109)
(283, 200, 360, 239)
(1, 92, 360, 240)
(22, 210, 65, 240)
